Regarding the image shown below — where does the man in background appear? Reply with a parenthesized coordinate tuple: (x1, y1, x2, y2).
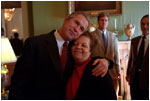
(90, 12, 120, 96)
(10, 32, 23, 56)
(126, 14, 149, 100)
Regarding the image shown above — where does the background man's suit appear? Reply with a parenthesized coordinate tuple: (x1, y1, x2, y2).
(9, 30, 68, 99)
(127, 36, 149, 98)
(10, 37, 23, 56)
(90, 29, 120, 79)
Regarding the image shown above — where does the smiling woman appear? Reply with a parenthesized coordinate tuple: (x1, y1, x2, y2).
(66, 32, 117, 100)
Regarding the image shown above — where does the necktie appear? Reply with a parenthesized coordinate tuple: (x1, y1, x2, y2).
(102, 32, 107, 50)
(136, 36, 146, 70)
(60, 41, 68, 73)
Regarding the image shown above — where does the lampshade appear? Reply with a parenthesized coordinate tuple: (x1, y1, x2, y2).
(1, 37, 17, 64)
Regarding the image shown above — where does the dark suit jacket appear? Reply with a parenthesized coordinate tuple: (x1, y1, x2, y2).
(127, 36, 149, 90)
(10, 38, 23, 56)
(65, 57, 117, 100)
(8, 30, 67, 99)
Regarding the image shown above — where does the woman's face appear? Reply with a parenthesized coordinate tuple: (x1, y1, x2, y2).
(71, 36, 91, 63)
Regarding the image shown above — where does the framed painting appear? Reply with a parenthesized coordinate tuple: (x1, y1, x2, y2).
(68, 1, 122, 16)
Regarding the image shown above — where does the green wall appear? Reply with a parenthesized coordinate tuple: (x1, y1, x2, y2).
(32, 1, 149, 41)
(32, 1, 68, 35)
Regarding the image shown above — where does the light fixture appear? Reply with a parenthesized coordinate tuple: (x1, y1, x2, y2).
(12, 28, 18, 32)
(4, 8, 15, 21)
(1, 37, 17, 63)
(1, 37, 17, 98)
(89, 22, 97, 32)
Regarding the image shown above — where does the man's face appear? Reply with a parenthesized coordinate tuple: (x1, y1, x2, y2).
(61, 14, 88, 41)
(141, 17, 149, 35)
(98, 16, 109, 31)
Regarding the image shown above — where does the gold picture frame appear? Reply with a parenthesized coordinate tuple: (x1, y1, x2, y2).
(68, 1, 122, 16)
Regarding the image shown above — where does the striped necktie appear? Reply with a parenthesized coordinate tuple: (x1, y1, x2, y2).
(60, 41, 68, 73)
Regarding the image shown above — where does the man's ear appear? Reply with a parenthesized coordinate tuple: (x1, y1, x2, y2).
(64, 16, 69, 22)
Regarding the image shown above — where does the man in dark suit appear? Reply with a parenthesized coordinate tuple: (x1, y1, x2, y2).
(10, 32, 23, 56)
(8, 12, 112, 100)
(126, 14, 149, 100)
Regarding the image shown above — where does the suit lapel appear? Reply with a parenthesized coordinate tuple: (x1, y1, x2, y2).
(46, 30, 62, 79)
(144, 45, 149, 59)
(96, 30, 105, 52)
(105, 31, 109, 54)
(75, 60, 93, 99)
(134, 36, 142, 57)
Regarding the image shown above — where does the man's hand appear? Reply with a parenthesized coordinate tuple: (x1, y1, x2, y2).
(92, 58, 109, 77)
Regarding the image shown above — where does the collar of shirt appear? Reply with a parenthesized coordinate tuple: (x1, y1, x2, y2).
(138, 34, 149, 54)
(142, 34, 149, 39)
(54, 30, 68, 55)
(99, 29, 107, 39)
(99, 29, 107, 35)
(141, 34, 149, 44)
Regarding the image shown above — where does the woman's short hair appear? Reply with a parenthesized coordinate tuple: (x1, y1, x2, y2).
(77, 31, 97, 53)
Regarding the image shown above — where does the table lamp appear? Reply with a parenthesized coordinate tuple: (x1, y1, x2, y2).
(1, 37, 17, 98)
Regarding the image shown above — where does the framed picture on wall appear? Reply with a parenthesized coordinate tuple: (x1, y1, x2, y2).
(68, 1, 122, 16)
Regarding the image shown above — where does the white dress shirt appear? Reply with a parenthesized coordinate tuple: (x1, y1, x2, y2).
(54, 30, 68, 56)
(99, 29, 107, 40)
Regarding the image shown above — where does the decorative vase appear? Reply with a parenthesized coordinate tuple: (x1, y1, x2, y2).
(124, 24, 135, 40)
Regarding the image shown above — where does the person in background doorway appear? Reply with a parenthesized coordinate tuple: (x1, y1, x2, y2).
(90, 12, 121, 96)
(9, 32, 23, 56)
(1, 27, 5, 36)
(126, 14, 149, 100)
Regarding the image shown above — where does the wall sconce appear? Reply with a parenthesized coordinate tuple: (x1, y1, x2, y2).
(89, 22, 97, 32)
(4, 8, 15, 21)
(12, 28, 18, 32)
